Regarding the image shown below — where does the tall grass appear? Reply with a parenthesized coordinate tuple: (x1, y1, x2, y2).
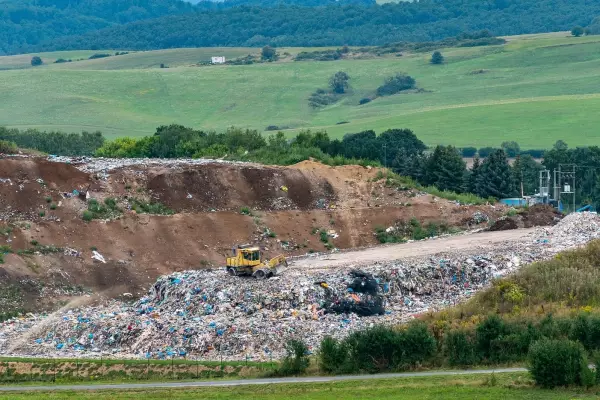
(433, 240, 600, 321)
(375, 169, 492, 205)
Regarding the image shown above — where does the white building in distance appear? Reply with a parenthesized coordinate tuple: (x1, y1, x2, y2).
(211, 56, 226, 64)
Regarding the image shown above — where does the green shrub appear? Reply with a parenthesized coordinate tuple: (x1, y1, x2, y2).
(580, 360, 596, 388)
(445, 330, 478, 366)
(374, 226, 404, 244)
(343, 325, 403, 373)
(84, 197, 121, 220)
(398, 322, 437, 368)
(376, 73, 416, 96)
(277, 339, 310, 376)
(0, 140, 18, 154)
(240, 206, 251, 215)
(82, 210, 93, 221)
(490, 333, 528, 363)
(339, 324, 435, 373)
(318, 336, 349, 374)
(476, 315, 506, 359)
(528, 338, 584, 388)
(319, 230, 328, 243)
(129, 198, 174, 215)
(570, 312, 600, 351)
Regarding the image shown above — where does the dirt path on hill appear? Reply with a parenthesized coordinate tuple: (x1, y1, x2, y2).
(292, 228, 539, 269)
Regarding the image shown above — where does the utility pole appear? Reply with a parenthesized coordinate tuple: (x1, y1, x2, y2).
(520, 169, 524, 198)
(558, 164, 576, 213)
(539, 169, 550, 203)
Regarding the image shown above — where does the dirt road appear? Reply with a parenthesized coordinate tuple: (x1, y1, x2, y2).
(0, 368, 526, 392)
(292, 228, 538, 269)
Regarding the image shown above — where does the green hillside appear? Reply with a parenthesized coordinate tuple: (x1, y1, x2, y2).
(1, 33, 599, 147)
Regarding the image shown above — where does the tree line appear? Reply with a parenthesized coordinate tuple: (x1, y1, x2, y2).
(4, 0, 600, 54)
(0, 0, 195, 55)
(0, 127, 104, 156)
(5, 124, 600, 206)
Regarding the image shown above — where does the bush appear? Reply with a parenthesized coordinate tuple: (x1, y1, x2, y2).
(359, 98, 371, 105)
(490, 333, 529, 363)
(571, 26, 585, 37)
(431, 51, 444, 64)
(31, 56, 43, 66)
(343, 325, 403, 373)
(261, 45, 277, 61)
(398, 322, 437, 367)
(129, 198, 174, 215)
(341, 324, 435, 373)
(476, 315, 506, 359)
(84, 198, 121, 220)
(0, 140, 17, 154)
(569, 312, 600, 351)
(461, 147, 477, 157)
(520, 149, 545, 158)
(528, 338, 585, 388)
(318, 336, 349, 373)
(376, 73, 416, 96)
(277, 339, 309, 376)
(580, 361, 596, 388)
(88, 53, 111, 59)
(445, 330, 478, 366)
(309, 89, 339, 108)
(295, 49, 342, 61)
(477, 147, 497, 158)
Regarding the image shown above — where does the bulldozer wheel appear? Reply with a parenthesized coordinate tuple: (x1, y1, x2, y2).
(227, 267, 237, 276)
(253, 270, 267, 279)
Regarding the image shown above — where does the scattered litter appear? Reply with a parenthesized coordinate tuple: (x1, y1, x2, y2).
(91, 251, 106, 264)
(63, 248, 81, 257)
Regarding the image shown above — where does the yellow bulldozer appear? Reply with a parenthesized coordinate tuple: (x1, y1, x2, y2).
(225, 244, 288, 279)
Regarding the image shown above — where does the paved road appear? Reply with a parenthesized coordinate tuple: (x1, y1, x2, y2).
(292, 228, 537, 269)
(0, 367, 527, 392)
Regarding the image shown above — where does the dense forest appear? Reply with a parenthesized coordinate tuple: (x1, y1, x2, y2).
(0, 0, 195, 54)
(2, 0, 600, 54)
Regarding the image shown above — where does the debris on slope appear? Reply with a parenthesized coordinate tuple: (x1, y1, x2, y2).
(1, 212, 598, 361)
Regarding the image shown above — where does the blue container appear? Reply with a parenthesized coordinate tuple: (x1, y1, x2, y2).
(499, 198, 527, 207)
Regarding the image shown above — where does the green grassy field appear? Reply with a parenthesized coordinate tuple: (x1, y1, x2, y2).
(1, 32, 599, 147)
(0, 373, 597, 399)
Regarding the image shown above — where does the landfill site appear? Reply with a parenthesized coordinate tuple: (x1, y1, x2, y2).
(0, 155, 594, 360)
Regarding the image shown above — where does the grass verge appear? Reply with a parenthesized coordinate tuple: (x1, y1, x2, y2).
(1, 372, 598, 399)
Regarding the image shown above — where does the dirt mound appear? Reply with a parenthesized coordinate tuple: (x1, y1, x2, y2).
(144, 164, 335, 212)
(0, 158, 94, 219)
(489, 204, 562, 231)
(522, 204, 563, 227)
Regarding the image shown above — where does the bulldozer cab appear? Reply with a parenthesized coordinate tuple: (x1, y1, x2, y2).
(227, 245, 261, 267)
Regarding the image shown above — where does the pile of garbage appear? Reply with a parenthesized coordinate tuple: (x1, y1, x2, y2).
(47, 155, 247, 174)
(0, 212, 599, 361)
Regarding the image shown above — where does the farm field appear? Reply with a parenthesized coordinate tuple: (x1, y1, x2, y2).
(1, 33, 599, 147)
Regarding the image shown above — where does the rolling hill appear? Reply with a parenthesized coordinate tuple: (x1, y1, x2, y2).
(1, 33, 599, 148)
